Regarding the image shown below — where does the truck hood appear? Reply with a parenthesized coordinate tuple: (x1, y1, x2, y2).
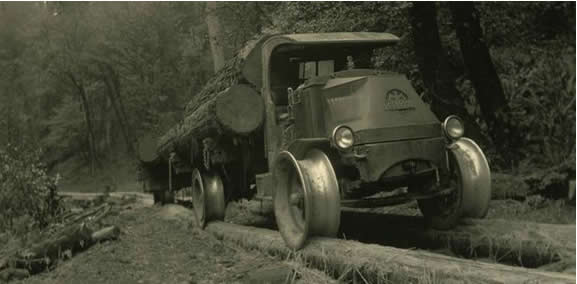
(319, 72, 442, 143)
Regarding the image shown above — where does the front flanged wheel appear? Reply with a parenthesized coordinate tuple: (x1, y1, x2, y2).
(191, 168, 225, 228)
(273, 149, 340, 250)
(417, 151, 464, 230)
(418, 138, 491, 229)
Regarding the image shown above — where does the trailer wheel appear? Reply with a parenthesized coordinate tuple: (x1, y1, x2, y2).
(273, 149, 340, 250)
(191, 168, 225, 228)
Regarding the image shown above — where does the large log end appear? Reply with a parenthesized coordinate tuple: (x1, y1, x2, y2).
(216, 84, 264, 135)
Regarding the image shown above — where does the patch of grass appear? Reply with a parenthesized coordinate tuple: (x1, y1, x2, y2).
(488, 197, 575, 224)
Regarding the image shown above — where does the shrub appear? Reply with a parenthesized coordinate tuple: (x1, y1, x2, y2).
(0, 143, 60, 233)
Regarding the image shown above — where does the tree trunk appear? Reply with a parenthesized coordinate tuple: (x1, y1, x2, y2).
(449, 2, 510, 150)
(206, 221, 575, 283)
(68, 73, 96, 176)
(99, 63, 135, 157)
(205, 1, 226, 73)
(409, 2, 484, 142)
(105, 96, 112, 149)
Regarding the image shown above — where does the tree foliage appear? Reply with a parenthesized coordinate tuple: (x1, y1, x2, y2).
(0, 2, 573, 194)
(0, 144, 60, 233)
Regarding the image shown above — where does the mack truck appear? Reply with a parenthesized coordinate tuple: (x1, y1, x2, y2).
(139, 32, 492, 250)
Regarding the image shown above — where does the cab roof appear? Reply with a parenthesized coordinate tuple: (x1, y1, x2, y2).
(271, 32, 399, 45)
(241, 32, 400, 88)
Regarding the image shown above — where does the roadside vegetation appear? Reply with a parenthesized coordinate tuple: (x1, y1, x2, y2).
(0, 2, 574, 282)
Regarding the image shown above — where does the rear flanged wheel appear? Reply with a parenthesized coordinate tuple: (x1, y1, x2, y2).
(273, 149, 340, 250)
(192, 168, 225, 228)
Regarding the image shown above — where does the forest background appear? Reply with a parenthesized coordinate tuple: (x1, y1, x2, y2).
(0, 2, 574, 230)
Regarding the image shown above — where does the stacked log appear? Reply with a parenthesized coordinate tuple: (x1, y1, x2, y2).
(137, 34, 269, 163)
(156, 84, 264, 159)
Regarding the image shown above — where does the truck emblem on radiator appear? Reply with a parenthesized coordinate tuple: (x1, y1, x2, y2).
(384, 88, 414, 111)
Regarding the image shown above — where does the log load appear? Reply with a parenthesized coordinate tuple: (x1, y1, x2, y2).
(206, 221, 575, 283)
(156, 84, 264, 159)
(136, 34, 270, 163)
(183, 34, 268, 117)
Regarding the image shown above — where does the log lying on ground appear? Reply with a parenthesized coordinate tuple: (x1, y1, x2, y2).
(6, 225, 121, 275)
(206, 221, 575, 283)
(0, 204, 121, 278)
(340, 211, 576, 269)
(226, 200, 575, 270)
(157, 84, 264, 158)
(0, 268, 29, 282)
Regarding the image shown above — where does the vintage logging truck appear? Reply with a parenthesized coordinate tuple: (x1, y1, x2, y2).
(138, 32, 491, 250)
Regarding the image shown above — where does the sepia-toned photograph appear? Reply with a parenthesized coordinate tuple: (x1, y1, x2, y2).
(0, 1, 575, 283)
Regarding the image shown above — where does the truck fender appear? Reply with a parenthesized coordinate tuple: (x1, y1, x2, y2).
(448, 138, 491, 218)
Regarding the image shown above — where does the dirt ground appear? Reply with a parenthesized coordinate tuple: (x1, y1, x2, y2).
(12, 199, 333, 284)
(5, 192, 574, 284)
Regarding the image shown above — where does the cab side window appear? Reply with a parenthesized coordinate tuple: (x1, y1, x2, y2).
(298, 60, 334, 81)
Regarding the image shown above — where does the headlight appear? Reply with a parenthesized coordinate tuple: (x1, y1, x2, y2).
(333, 126, 354, 150)
(443, 115, 464, 140)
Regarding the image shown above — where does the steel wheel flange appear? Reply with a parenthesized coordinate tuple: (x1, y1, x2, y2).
(273, 149, 340, 250)
(192, 169, 225, 228)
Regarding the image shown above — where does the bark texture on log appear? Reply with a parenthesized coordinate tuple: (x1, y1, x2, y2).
(0, 268, 29, 282)
(2, 224, 121, 276)
(91, 225, 121, 243)
(237, 200, 574, 270)
(340, 211, 575, 269)
(157, 84, 263, 158)
(206, 221, 575, 283)
(151, 35, 269, 163)
(184, 35, 266, 116)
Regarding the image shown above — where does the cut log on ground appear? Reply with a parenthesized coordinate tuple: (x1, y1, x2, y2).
(157, 84, 263, 159)
(340, 211, 576, 269)
(230, 199, 575, 270)
(0, 268, 29, 282)
(91, 225, 121, 243)
(0, 204, 120, 277)
(206, 221, 575, 284)
(2, 224, 121, 276)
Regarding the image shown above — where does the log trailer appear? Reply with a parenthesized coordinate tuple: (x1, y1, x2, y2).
(138, 32, 492, 250)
